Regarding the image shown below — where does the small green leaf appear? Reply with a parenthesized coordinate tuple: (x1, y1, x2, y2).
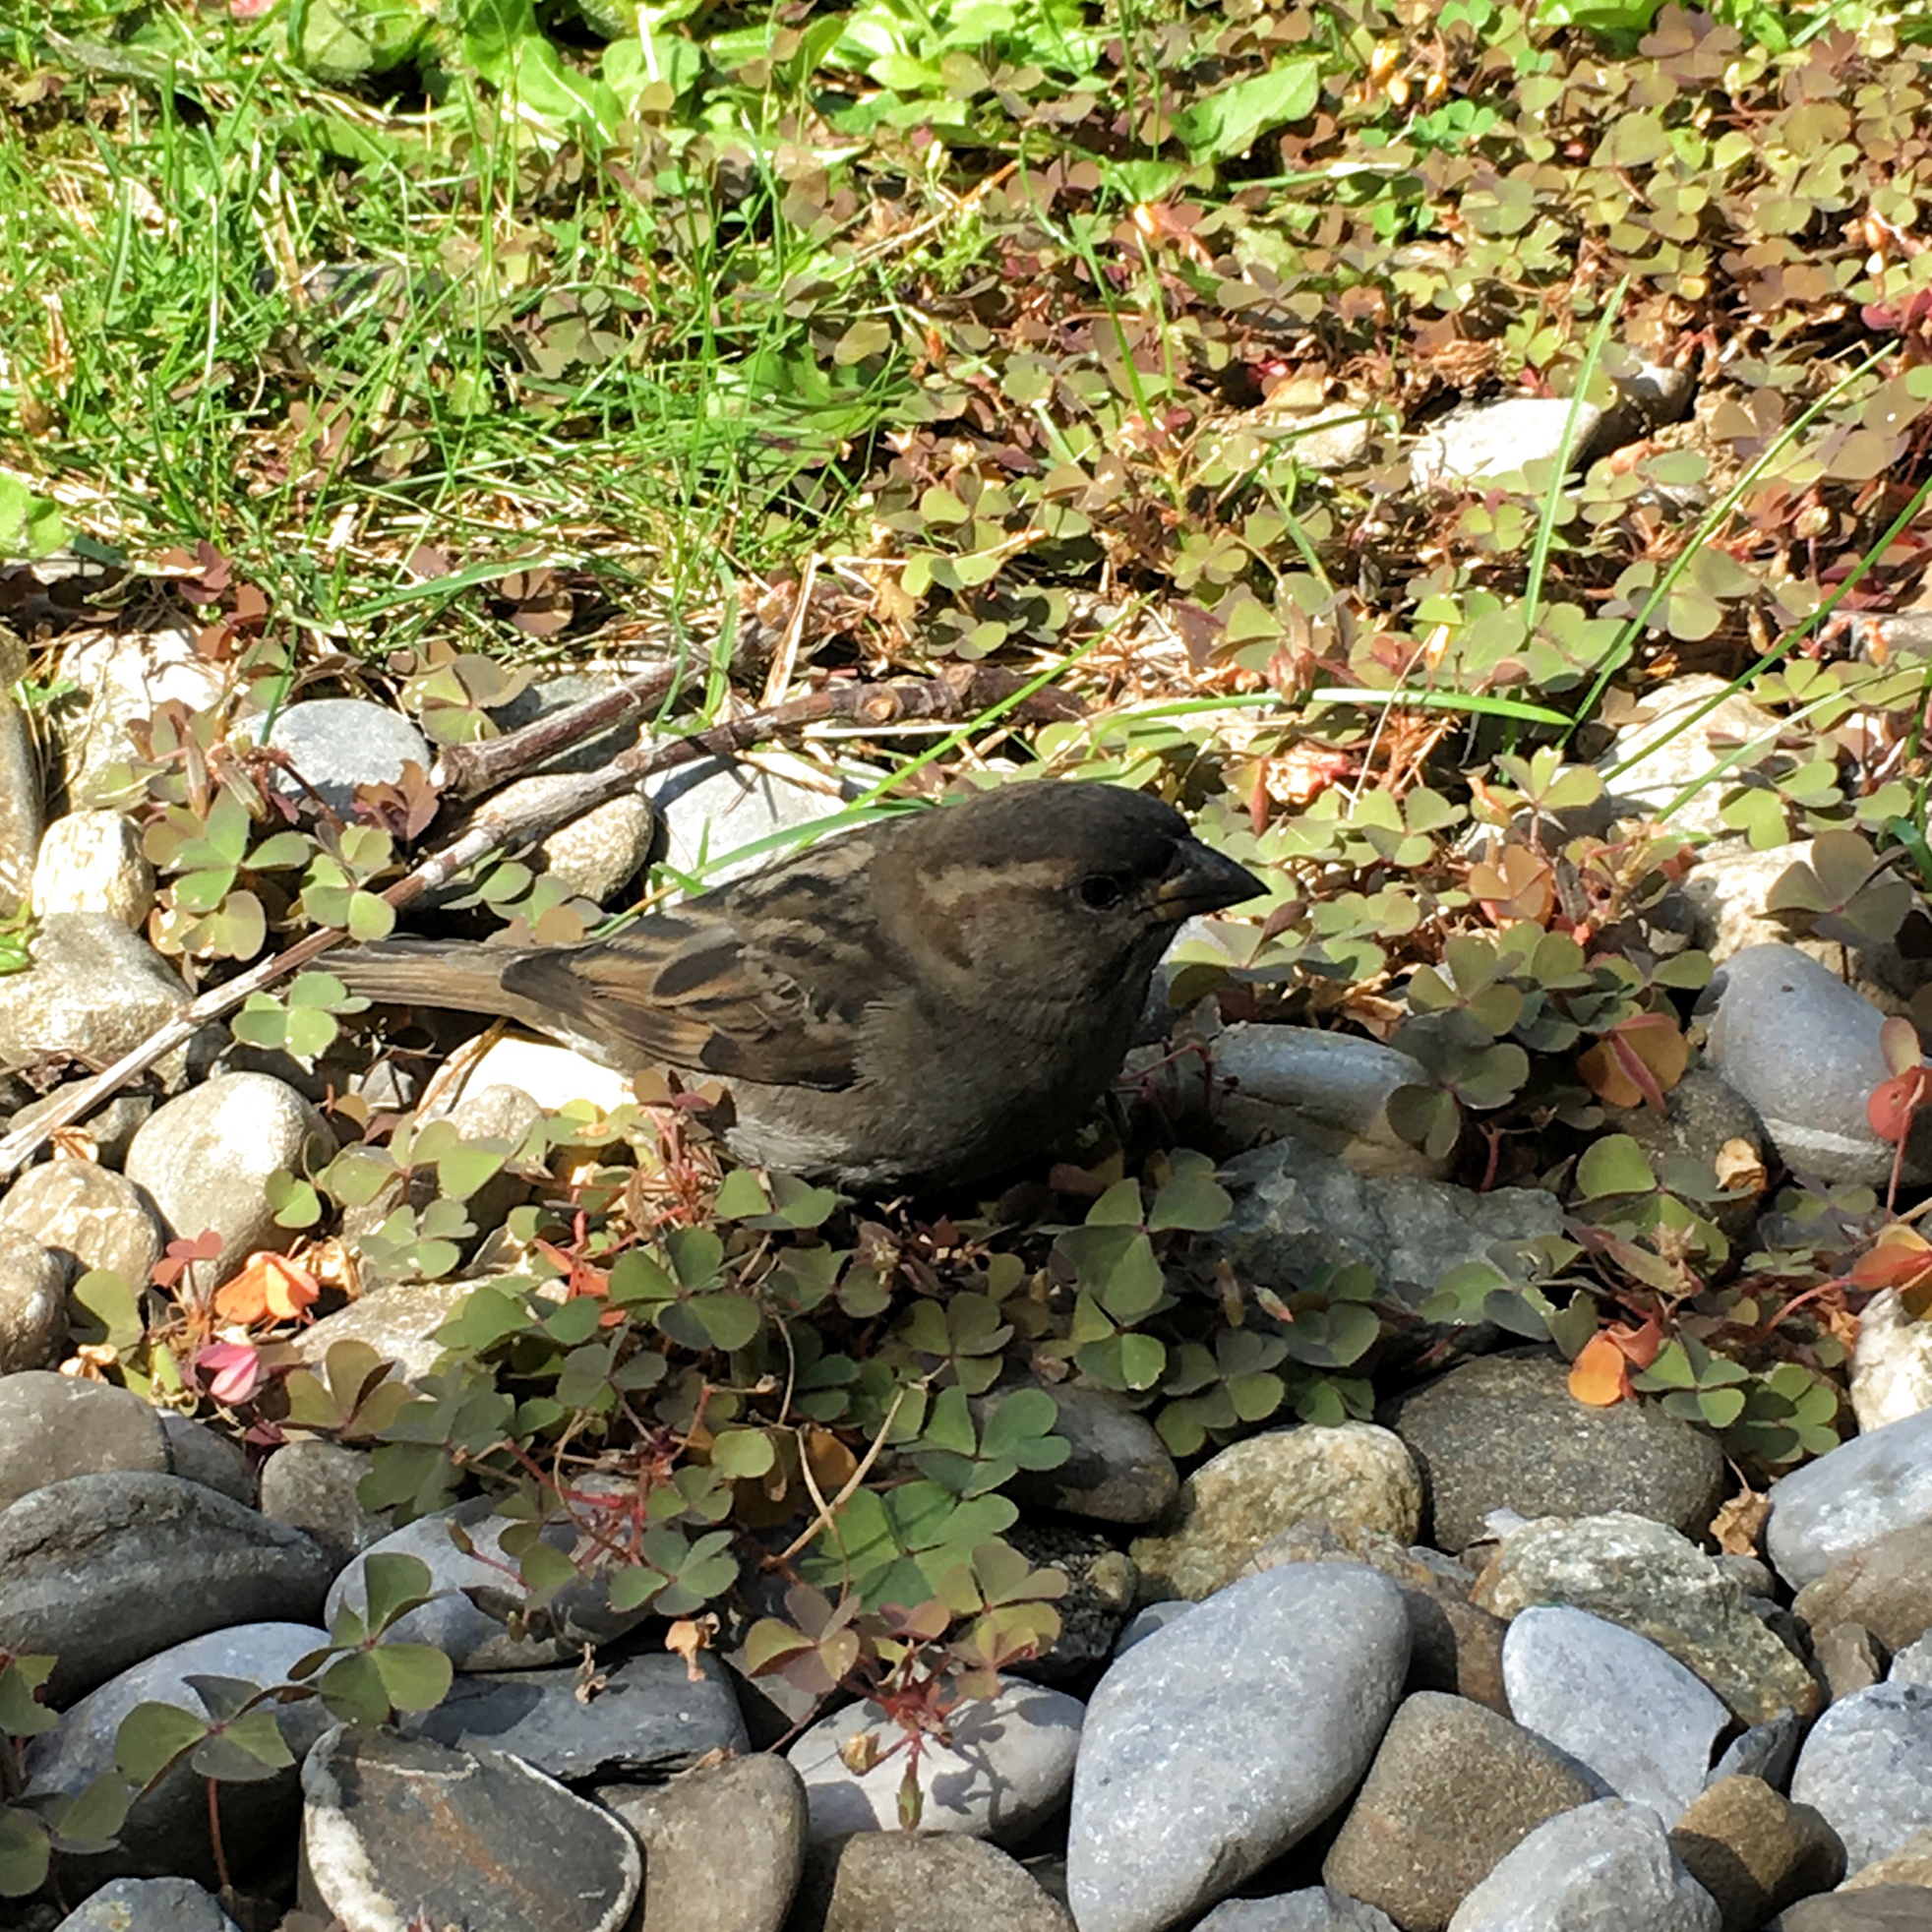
(1576, 1133, 1659, 1199)
(1148, 1157, 1233, 1232)
(712, 1170, 770, 1219)
(1086, 1179, 1145, 1226)
(314, 1652, 391, 1727)
(711, 1428, 777, 1479)
(45, 1770, 130, 1855)
(346, 891, 396, 941)
(71, 1269, 143, 1352)
(362, 1552, 434, 1634)
(371, 1642, 454, 1713)
(1172, 56, 1320, 160)
(979, 1388, 1066, 1466)
(115, 1701, 209, 1784)
(689, 1292, 762, 1352)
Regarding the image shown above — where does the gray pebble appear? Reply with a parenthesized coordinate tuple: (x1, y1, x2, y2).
(1767, 1407, 1932, 1591)
(53, 1876, 241, 1930)
(0, 914, 187, 1076)
(257, 1438, 386, 1569)
(594, 1755, 807, 1932)
(267, 698, 429, 814)
(1698, 944, 1932, 1187)
(402, 1650, 749, 1781)
(0, 1229, 65, 1371)
(0, 1156, 163, 1286)
(1383, 1355, 1724, 1553)
(791, 1678, 1081, 1844)
(301, 1726, 640, 1932)
(1066, 1563, 1410, 1932)
(1789, 1681, 1932, 1872)
(28, 1621, 331, 1887)
(1502, 1605, 1728, 1825)
(124, 1070, 328, 1284)
(1196, 1893, 1400, 1931)
(0, 1471, 332, 1701)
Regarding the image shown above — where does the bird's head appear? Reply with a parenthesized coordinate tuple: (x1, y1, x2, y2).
(874, 781, 1265, 992)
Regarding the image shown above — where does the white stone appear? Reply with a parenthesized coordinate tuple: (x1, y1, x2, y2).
(124, 1071, 328, 1284)
(30, 809, 152, 927)
(56, 623, 223, 801)
(439, 1036, 636, 1116)
(1212, 1025, 1445, 1177)
(789, 1678, 1082, 1844)
(1850, 1289, 1932, 1431)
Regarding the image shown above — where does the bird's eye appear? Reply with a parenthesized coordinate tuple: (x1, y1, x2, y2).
(1077, 873, 1126, 910)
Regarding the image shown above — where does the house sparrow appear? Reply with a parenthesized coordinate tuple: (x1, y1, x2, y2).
(336, 780, 1264, 1186)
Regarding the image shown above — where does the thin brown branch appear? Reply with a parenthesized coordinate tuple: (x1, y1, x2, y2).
(430, 662, 685, 801)
(431, 585, 799, 801)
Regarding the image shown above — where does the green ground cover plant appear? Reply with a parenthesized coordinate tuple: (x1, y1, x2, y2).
(7, 0, 1932, 1894)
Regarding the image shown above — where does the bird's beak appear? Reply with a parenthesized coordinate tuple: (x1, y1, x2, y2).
(1154, 841, 1266, 922)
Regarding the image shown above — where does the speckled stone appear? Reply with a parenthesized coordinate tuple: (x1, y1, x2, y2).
(1130, 1423, 1422, 1602)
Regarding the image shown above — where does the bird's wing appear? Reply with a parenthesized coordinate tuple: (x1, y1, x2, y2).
(497, 901, 872, 1090)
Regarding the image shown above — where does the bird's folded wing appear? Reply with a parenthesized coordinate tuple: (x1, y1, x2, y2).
(498, 909, 867, 1090)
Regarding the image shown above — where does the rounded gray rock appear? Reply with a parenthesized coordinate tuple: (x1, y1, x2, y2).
(0, 1370, 171, 1510)
(1766, 1407, 1932, 1591)
(1411, 396, 1607, 493)
(996, 1381, 1178, 1526)
(1382, 1353, 1725, 1552)
(0, 694, 40, 918)
(790, 1676, 1081, 1844)
(1129, 1423, 1422, 1602)
(1210, 1025, 1448, 1178)
(291, 1275, 476, 1386)
(1066, 1562, 1411, 1932)
(28, 1620, 332, 1886)
(125, 1071, 328, 1284)
(0, 913, 187, 1073)
(267, 698, 430, 815)
(1698, 943, 1932, 1187)
(1788, 1682, 1932, 1873)
(258, 1439, 386, 1568)
(155, 1410, 256, 1505)
(302, 1725, 640, 1932)
(401, 1650, 749, 1781)
(1214, 1137, 1564, 1304)
(649, 755, 855, 888)
(4, 1086, 152, 1168)
(1197, 1892, 1400, 1931)
(0, 1154, 164, 1285)
(1446, 1797, 1720, 1930)
(30, 809, 153, 928)
(594, 1755, 807, 1932)
(1502, 1605, 1729, 1827)
(0, 1228, 65, 1371)
(0, 1470, 332, 1701)
(1474, 1511, 1819, 1724)
(1793, 1520, 1932, 1654)
(793, 1832, 1075, 1932)
(53, 1876, 242, 1930)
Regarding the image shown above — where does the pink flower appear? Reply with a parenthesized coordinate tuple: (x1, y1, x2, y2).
(196, 1341, 265, 1406)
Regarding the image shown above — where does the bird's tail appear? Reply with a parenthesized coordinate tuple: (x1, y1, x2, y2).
(331, 939, 529, 1019)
